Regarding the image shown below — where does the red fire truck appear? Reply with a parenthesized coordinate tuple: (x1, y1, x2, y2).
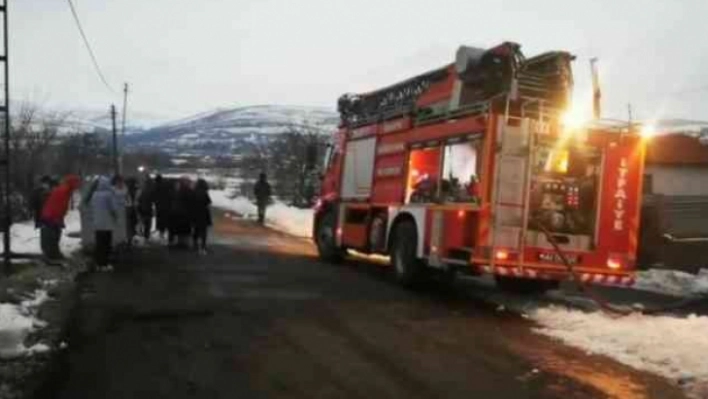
(314, 42, 648, 292)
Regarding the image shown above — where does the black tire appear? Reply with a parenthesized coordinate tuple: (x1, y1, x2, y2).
(390, 220, 426, 287)
(315, 210, 344, 263)
(495, 276, 559, 295)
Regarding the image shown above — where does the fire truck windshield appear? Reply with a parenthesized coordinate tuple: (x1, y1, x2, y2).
(529, 143, 601, 238)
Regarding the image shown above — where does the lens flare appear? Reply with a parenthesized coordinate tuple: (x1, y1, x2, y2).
(640, 124, 656, 140)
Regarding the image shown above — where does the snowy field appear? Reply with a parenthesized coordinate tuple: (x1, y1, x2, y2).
(532, 308, 708, 398)
(0, 211, 80, 358)
(210, 190, 313, 238)
(0, 209, 82, 257)
(161, 173, 243, 191)
(0, 284, 55, 358)
(635, 269, 708, 297)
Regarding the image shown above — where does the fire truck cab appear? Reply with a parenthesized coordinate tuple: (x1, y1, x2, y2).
(314, 42, 647, 291)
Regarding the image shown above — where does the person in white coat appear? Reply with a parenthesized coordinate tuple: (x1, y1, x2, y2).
(90, 177, 118, 271)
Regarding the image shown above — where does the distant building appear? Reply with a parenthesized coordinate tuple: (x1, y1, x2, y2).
(644, 133, 708, 196)
(639, 134, 708, 271)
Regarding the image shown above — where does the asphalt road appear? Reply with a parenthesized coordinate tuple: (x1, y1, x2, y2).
(39, 210, 688, 399)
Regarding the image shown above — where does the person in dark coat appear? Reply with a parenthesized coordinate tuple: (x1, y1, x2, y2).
(168, 178, 193, 248)
(190, 179, 212, 253)
(125, 177, 138, 245)
(253, 173, 271, 225)
(31, 175, 54, 228)
(136, 176, 155, 241)
(154, 174, 171, 239)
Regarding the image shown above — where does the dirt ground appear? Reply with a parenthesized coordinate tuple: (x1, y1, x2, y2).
(35, 210, 688, 399)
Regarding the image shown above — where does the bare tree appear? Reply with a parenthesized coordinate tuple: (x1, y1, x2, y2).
(8, 102, 71, 200)
(241, 122, 328, 207)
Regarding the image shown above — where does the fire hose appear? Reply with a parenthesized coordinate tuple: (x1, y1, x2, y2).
(531, 219, 708, 317)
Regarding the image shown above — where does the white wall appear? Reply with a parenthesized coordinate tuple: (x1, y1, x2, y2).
(646, 165, 708, 196)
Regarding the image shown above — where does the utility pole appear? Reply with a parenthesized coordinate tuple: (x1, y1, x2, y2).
(1, 0, 11, 271)
(111, 105, 118, 175)
(590, 58, 601, 119)
(120, 82, 128, 174)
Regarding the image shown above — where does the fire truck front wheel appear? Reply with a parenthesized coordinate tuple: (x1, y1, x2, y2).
(315, 211, 344, 263)
(391, 220, 426, 287)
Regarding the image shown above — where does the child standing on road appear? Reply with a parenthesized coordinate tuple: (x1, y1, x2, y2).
(190, 178, 212, 254)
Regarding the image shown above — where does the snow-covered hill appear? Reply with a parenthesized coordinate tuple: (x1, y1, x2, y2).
(65, 108, 170, 134)
(125, 105, 338, 155)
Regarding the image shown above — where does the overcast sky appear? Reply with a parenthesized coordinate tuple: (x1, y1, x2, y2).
(11, 0, 708, 122)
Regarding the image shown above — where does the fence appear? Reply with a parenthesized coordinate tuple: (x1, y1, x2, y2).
(638, 195, 708, 273)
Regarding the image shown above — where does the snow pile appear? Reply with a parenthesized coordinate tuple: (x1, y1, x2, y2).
(532, 307, 708, 397)
(0, 290, 52, 359)
(211, 191, 314, 238)
(635, 269, 708, 297)
(0, 210, 81, 257)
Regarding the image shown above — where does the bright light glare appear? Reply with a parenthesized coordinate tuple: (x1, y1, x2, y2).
(137, 165, 146, 172)
(607, 258, 622, 270)
(561, 109, 586, 130)
(640, 124, 656, 140)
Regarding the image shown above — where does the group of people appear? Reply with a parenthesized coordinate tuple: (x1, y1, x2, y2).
(137, 175, 214, 252)
(30, 171, 275, 271)
(30, 173, 214, 271)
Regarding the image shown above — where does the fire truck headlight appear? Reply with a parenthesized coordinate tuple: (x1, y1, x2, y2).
(640, 124, 656, 140)
(607, 255, 623, 270)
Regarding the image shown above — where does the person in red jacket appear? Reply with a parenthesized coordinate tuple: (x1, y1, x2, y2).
(40, 175, 81, 263)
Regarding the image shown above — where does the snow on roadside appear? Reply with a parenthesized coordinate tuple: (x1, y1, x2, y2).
(0, 290, 52, 359)
(0, 209, 81, 257)
(211, 191, 314, 238)
(634, 269, 708, 297)
(532, 307, 708, 397)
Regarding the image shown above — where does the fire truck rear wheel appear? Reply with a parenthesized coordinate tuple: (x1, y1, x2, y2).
(316, 211, 344, 263)
(391, 220, 426, 287)
(494, 276, 559, 295)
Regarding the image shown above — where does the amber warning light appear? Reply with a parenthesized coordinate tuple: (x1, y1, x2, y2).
(606, 256, 623, 270)
(495, 249, 509, 261)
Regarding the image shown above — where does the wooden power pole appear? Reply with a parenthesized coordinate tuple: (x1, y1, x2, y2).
(111, 105, 118, 175)
(1, 0, 10, 270)
(120, 82, 128, 174)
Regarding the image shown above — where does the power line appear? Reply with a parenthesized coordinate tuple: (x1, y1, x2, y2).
(65, 0, 116, 94)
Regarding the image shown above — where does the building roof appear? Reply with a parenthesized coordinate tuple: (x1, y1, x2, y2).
(646, 133, 708, 165)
